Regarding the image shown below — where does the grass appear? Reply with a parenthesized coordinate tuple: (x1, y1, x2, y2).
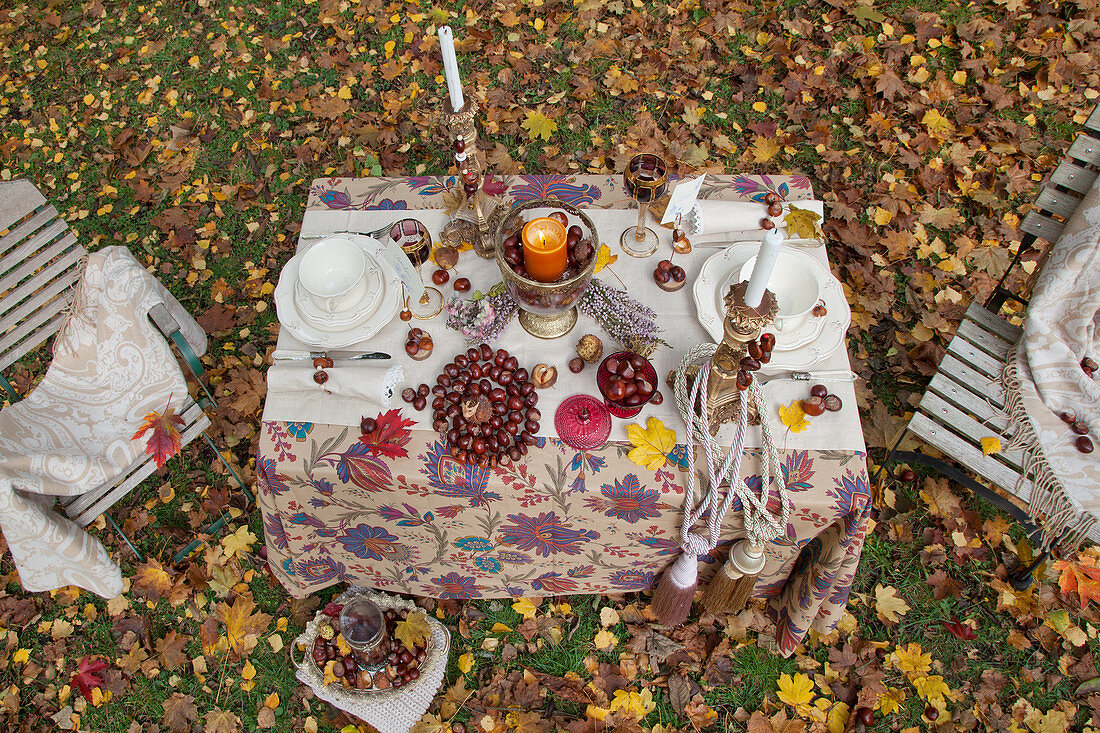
(2, 0, 1097, 730)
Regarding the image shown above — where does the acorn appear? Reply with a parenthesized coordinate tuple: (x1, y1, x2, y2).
(576, 334, 604, 363)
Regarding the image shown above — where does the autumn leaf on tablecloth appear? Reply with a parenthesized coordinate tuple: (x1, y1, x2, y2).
(779, 400, 811, 434)
(216, 595, 272, 659)
(777, 672, 815, 712)
(912, 675, 950, 702)
(888, 642, 931, 679)
(394, 611, 430, 650)
(783, 205, 822, 239)
(874, 584, 910, 624)
(431, 238, 472, 264)
(70, 656, 108, 701)
(626, 417, 677, 471)
(220, 524, 257, 561)
(594, 243, 617, 273)
(876, 686, 907, 715)
(1053, 555, 1100, 606)
(522, 109, 558, 141)
(131, 396, 185, 468)
(359, 408, 416, 458)
(442, 184, 466, 215)
(482, 173, 508, 197)
(981, 436, 1002, 455)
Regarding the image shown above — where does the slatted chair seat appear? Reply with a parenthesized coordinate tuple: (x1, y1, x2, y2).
(0, 180, 249, 596)
(886, 102, 1100, 587)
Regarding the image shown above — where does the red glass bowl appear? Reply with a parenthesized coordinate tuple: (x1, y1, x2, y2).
(597, 351, 658, 419)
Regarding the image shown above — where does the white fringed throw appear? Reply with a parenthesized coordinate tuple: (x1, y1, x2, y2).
(1000, 178, 1100, 552)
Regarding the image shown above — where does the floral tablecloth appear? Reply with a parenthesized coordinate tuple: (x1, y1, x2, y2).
(258, 174, 871, 656)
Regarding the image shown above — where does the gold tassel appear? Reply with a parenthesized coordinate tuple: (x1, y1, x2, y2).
(702, 540, 765, 615)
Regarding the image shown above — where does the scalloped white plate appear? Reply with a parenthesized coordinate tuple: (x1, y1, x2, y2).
(693, 243, 851, 370)
(275, 236, 402, 348)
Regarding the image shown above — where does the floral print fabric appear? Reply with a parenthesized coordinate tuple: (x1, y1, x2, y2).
(260, 175, 868, 656)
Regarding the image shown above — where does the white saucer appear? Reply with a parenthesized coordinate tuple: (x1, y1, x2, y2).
(275, 236, 403, 348)
(693, 243, 851, 370)
(294, 250, 385, 329)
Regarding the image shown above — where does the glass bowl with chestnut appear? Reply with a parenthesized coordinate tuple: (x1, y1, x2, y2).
(597, 351, 659, 418)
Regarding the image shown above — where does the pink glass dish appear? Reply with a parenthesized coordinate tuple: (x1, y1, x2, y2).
(554, 395, 612, 451)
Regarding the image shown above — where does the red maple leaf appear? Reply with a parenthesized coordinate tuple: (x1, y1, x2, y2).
(70, 656, 109, 701)
(941, 618, 977, 641)
(482, 173, 508, 197)
(131, 395, 185, 468)
(359, 408, 416, 459)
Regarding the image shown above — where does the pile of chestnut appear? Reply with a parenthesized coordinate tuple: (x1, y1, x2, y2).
(603, 353, 658, 407)
(501, 212, 594, 282)
(802, 383, 843, 415)
(310, 607, 426, 691)
(427, 343, 540, 468)
(735, 333, 776, 390)
(1059, 409, 1093, 454)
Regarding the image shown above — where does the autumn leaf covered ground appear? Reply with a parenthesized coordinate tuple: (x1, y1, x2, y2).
(3, 0, 1100, 731)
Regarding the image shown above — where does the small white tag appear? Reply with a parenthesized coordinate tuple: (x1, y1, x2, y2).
(661, 174, 707, 225)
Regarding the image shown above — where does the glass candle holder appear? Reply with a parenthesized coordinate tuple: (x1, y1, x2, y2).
(339, 597, 390, 672)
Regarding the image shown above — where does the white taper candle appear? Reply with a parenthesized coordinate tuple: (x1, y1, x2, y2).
(438, 26, 465, 112)
(744, 227, 783, 308)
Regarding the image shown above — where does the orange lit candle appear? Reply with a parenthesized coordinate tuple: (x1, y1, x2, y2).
(521, 217, 568, 283)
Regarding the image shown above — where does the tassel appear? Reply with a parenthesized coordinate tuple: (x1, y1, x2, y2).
(702, 540, 765, 615)
(650, 552, 698, 627)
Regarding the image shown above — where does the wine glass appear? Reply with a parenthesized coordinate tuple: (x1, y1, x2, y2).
(391, 218, 444, 320)
(620, 153, 669, 258)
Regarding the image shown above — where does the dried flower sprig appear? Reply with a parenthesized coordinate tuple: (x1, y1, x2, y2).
(445, 284, 518, 344)
(579, 279, 667, 356)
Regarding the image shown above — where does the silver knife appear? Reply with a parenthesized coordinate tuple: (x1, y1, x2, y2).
(272, 350, 391, 362)
(759, 369, 857, 384)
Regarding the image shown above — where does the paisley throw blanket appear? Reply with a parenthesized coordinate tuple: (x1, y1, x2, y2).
(1002, 178, 1100, 551)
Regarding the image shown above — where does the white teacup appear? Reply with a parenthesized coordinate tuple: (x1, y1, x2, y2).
(739, 251, 822, 332)
(298, 237, 369, 314)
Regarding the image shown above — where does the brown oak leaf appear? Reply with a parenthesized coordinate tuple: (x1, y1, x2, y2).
(156, 631, 189, 670)
(162, 693, 198, 733)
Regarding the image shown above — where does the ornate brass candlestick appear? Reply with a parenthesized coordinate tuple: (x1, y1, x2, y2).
(672, 281, 777, 433)
(705, 281, 777, 431)
(440, 134, 505, 259)
(440, 95, 482, 177)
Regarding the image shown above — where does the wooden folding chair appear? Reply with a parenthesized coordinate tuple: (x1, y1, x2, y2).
(880, 104, 1100, 588)
(0, 179, 249, 565)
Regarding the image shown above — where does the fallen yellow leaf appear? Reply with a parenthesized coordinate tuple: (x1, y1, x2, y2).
(594, 243, 617, 273)
(779, 400, 811, 433)
(593, 629, 617, 651)
(777, 672, 815, 711)
(521, 109, 558, 142)
(511, 597, 539, 620)
(457, 652, 474, 675)
(874, 584, 910, 624)
(981, 436, 1001, 455)
(784, 205, 822, 239)
(912, 674, 950, 702)
(626, 417, 677, 471)
(490, 622, 512, 634)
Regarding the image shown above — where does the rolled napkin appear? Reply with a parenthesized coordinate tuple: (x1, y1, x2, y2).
(263, 362, 407, 426)
(685, 200, 769, 238)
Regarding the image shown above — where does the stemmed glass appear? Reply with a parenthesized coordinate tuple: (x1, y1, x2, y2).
(620, 153, 669, 258)
(391, 219, 444, 320)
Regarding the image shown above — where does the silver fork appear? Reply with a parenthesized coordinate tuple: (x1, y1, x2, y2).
(298, 222, 401, 242)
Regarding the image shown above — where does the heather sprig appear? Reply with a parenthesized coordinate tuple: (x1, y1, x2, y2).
(579, 279, 667, 356)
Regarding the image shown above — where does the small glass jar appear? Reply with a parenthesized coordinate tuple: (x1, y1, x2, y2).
(339, 598, 390, 671)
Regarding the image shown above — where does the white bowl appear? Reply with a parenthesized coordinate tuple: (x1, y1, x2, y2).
(298, 236, 369, 313)
(739, 250, 822, 332)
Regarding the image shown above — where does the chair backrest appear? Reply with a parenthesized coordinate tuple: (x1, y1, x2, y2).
(988, 104, 1100, 312)
(0, 180, 88, 372)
